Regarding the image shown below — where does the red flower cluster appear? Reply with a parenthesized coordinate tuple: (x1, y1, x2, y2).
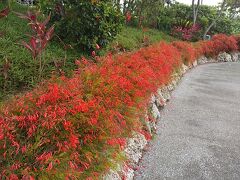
(233, 35, 240, 51)
(198, 34, 238, 57)
(172, 41, 197, 65)
(0, 34, 239, 179)
(0, 41, 181, 179)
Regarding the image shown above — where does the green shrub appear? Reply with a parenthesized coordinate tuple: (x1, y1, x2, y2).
(157, 3, 192, 32)
(39, 0, 124, 51)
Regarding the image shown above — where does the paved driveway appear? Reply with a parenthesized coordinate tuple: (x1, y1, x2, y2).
(135, 63, 240, 180)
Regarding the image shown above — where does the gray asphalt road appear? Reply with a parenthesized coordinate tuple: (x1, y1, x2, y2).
(135, 63, 240, 180)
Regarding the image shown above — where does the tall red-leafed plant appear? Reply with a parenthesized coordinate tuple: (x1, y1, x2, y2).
(15, 11, 54, 79)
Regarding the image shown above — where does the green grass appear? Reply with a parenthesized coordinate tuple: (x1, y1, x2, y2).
(100, 26, 175, 55)
(0, 3, 175, 100)
(0, 3, 81, 99)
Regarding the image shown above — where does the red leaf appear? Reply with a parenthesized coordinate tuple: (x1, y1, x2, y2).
(91, 51, 96, 57)
(41, 39, 48, 50)
(30, 37, 37, 50)
(0, 7, 10, 18)
(43, 13, 51, 27)
(96, 43, 100, 50)
(46, 162, 53, 171)
(27, 11, 36, 22)
(21, 41, 33, 52)
(21, 40, 36, 58)
(14, 11, 36, 22)
(14, 11, 29, 20)
(9, 174, 19, 180)
(0, 129, 4, 140)
(45, 25, 55, 41)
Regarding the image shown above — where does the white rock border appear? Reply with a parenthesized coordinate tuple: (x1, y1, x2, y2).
(103, 52, 240, 180)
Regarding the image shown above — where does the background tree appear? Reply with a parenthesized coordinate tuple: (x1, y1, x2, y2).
(122, 0, 173, 28)
(192, 0, 201, 25)
(203, 0, 240, 39)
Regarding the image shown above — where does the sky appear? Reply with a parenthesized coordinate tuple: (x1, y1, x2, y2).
(176, 0, 223, 6)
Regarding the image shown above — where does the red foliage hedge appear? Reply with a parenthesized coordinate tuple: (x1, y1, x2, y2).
(234, 35, 240, 51)
(198, 34, 238, 57)
(172, 41, 197, 65)
(0, 34, 239, 179)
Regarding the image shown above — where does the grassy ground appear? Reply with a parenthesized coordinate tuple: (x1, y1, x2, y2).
(0, 2, 175, 100)
(0, 3, 81, 99)
(101, 26, 175, 55)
